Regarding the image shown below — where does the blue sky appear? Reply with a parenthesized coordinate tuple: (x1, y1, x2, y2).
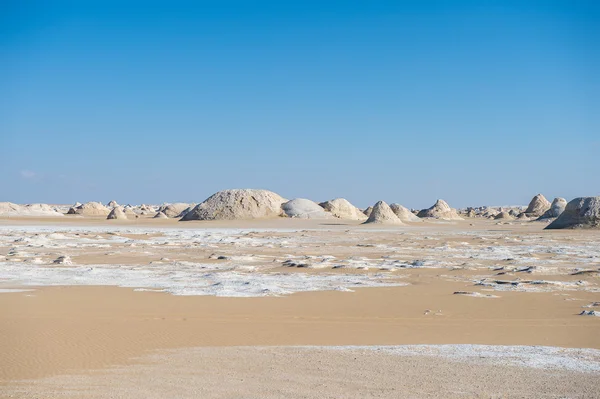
(1, 1, 598, 208)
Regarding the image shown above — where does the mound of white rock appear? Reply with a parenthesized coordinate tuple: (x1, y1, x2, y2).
(0, 202, 64, 217)
(363, 201, 404, 225)
(107, 207, 128, 220)
(417, 199, 463, 220)
(538, 197, 567, 220)
(546, 197, 600, 229)
(282, 198, 332, 219)
(181, 189, 286, 221)
(522, 194, 551, 218)
(157, 203, 193, 218)
(390, 203, 421, 222)
(67, 202, 111, 217)
(319, 198, 367, 221)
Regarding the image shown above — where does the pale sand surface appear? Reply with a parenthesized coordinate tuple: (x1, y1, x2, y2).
(5, 346, 600, 398)
(1, 217, 599, 396)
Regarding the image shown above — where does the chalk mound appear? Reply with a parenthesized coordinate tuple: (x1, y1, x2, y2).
(282, 198, 332, 219)
(67, 202, 110, 216)
(390, 203, 421, 222)
(546, 197, 600, 229)
(363, 206, 373, 217)
(107, 207, 128, 220)
(153, 211, 169, 219)
(494, 211, 514, 220)
(523, 194, 551, 217)
(363, 201, 404, 225)
(417, 199, 463, 220)
(138, 204, 156, 215)
(107, 200, 119, 208)
(181, 189, 286, 221)
(319, 198, 367, 221)
(0, 202, 64, 217)
(538, 197, 567, 220)
(157, 203, 192, 218)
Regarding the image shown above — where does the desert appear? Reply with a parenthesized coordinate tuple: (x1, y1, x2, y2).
(1, 192, 599, 398)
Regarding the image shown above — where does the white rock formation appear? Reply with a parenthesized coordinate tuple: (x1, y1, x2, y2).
(153, 211, 169, 219)
(546, 197, 600, 229)
(523, 194, 551, 217)
(538, 197, 567, 220)
(389, 203, 421, 222)
(67, 202, 111, 216)
(157, 203, 192, 218)
(494, 211, 514, 220)
(363, 201, 404, 225)
(417, 199, 463, 220)
(0, 203, 64, 217)
(282, 198, 333, 219)
(107, 207, 128, 220)
(181, 189, 286, 221)
(319, 198, 367, 221)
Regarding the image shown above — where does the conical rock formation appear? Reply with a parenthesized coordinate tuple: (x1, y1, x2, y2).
(523, 194, 551, 217)
(107, 207, 128, 220)
(363, 201, 404, 225)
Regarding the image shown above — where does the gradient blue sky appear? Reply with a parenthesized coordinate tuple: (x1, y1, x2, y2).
(1, 1, 598, 208)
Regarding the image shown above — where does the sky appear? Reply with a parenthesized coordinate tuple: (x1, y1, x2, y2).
(1, 1, 598, 209)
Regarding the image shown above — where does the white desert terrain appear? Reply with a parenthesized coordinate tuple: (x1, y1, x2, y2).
(0, 193, 599, 398)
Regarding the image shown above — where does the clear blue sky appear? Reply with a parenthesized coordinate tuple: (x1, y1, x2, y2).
(1, 1, 598, 208)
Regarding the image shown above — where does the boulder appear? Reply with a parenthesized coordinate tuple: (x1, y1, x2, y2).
(282, 198, 333, 219)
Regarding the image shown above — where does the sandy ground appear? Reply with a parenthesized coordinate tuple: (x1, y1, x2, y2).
(1, 216, 599, 397)
(5, 346, 600, 398)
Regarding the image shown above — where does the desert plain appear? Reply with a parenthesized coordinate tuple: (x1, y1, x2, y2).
(1, 194, 599, 398)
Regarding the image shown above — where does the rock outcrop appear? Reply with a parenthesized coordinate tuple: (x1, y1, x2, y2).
(158, 203, 192, 218)
(546, 197, 600, 229)
(389, 203, 421, 222)
(538, 197, 567, 220)
(363, 201, 404, 225)
(67, 202, 111, 217)
(319, 198, 367, 221)
(153, 211, 169, 219)
(522, 194, 551, 217)
(417, 199, 463, 220)
(107, 207, 128, 220)
(180, 189, 286, 221)
(282, 198, 332, 219)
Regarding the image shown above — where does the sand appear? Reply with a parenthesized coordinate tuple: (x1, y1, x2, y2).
(1, 216, 599, 397)
(5, 346, 600, 398)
